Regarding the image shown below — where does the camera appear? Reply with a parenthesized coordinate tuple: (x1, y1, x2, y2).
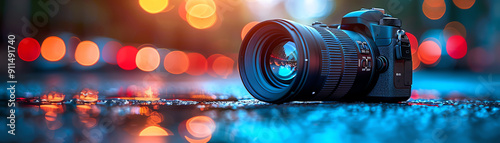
(239, 8, 412, 103)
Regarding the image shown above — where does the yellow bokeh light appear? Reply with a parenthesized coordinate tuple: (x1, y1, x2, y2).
(186, 0, 216, 18)
(75, 41, 100, 66)
(41, 36, 66, 62)
(136, 47, 161, 72)
(139, 0, 169, 14)
(187, 6, 217, 29)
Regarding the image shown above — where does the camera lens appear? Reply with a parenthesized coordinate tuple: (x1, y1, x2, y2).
(269, 41, 298, 82)
(239, 19, 377, 103)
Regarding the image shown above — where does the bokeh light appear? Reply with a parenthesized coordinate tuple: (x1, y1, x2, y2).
(186, 53, 207, 76)
(407, 32, 418, 54)
(117, 46, 138, 70)
(75, 41, 100, 66)
(285, 0, 334, 21)
(41, 36, 66, 62)
(18, 37, 41, 62)
(139, 126, 173, 136)
(67, 36, 81, 62)
(453, 0, 475, 9)
(187, 10, 217, 29)
(212, 56, 234, 78)
(139, 0, 169, 14)
(241, 21, 259, 40)
(102, 41, 122, 64)
(179, 1, 188, 21)
(136, 47, 161, 72)
(418, 39, 442, 65)
(164, 51, 189, 74)
(446, 35, 467, 59)
(412, 53, 421, 70)
(443, 21, 467, 39)
(467, 47, 494, 72)
(206, 54, 223, 77)
(422, 0, 446, 20)
(186, 116, 215, 138)
(185, 0, 216, 18)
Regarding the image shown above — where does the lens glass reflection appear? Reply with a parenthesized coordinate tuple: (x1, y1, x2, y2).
(269, 41, 298, 82)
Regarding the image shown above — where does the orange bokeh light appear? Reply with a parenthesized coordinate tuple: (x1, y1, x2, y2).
(186, 116, 215, 138)
(139, 0, 169, 14)
(444, 21, 467, 39)
(164, 51, 190, 74)
(206, 54, 223, 77)
(422, 0, 446, 20)
(75, 41, 100, 66)
(412, 53, 421, 70)
(179, 1, 188, 21)
(139, 126, 173, 136)
(136, 47, 161, 72)
(241, 21, 259, 40)
(213, 56, 234, 78)
(453, 0, 475, 9)
(41, 36, 66, 61)
(418, 39, 442, 65)
(186, 53, 207, 76)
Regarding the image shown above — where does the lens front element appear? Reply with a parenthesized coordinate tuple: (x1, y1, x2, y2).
(269, 41, 298, 82)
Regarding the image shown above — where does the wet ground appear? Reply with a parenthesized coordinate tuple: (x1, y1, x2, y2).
(2, 99, 500, 143)
(1, 71, 500, 142)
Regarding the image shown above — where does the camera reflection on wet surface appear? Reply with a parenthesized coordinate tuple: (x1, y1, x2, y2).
(3, 99, 499, 143)
(3, 71, 500, 142)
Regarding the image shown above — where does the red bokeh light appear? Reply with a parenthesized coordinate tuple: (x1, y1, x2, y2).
(406, 32, 418, 54)
(117, 46, 138, 70)
(446, 35, 467, 59)
(418, 39, 442, 65)
(186, 53, 207, 76)
(18, 37, 41, 62)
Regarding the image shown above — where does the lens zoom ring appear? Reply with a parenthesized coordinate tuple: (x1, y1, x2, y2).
(327, 29, 358, 99)
(313, 27, 343, 100)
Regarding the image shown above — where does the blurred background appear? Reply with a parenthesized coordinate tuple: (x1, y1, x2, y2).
(1, 0, 500, 100)
(1, 0, 500, 143)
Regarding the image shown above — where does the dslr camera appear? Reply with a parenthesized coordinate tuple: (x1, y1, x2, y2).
(239, 8, 412, 103)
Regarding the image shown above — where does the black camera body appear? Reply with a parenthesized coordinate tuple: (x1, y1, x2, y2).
(336, 8, 413, 102)
(239, 8, 412, 103)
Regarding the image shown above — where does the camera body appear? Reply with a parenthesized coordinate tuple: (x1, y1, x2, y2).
(329, 8, 412, 101)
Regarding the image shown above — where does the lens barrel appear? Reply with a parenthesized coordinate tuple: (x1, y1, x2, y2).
(239, 19, 376, 103)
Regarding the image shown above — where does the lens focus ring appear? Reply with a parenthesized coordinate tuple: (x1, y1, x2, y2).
(314, 28, 359, 100)
(313, 27, 343, 100)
